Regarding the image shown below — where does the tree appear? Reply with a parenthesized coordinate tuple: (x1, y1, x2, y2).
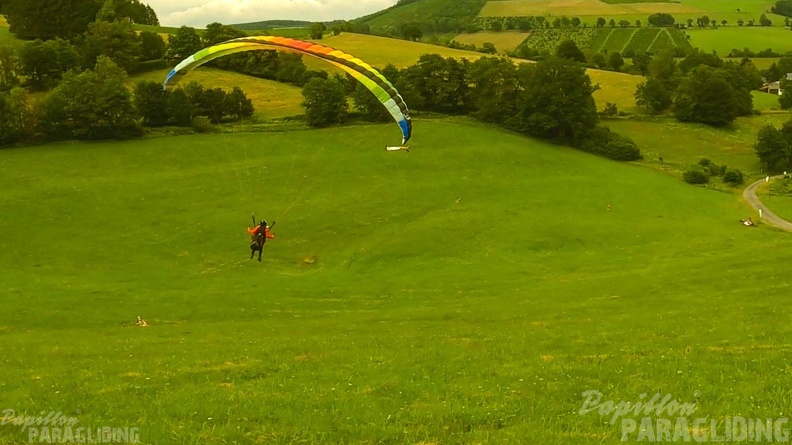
(780, 79, 792, 110)
(631, 51, 652, 75)
(618, 20, 631, 28)
(609, 18, 616, 28)
(226, 86, 254, 120)
(80, 20, 142, 73)
(674, 65, 738, 126)
(760, 13, 773, 26)
(772, 0, 792, 17)
(591, 52, 607, 69)
(511, 57, 599, 141)
(571, 17, 581, 27)
(648, 50, 679, 90)
(166, 26, 203, 61)
(134, 81, 169, 126)
(468, 56, 518, 124)
(555, 39, 586, 63)
(203, 22, 247, 47)
(635, 78, 672, 114)
(0, 44, 20, 91)
(42, 56, 141, 140)
(309, 22, 326, 39)
(490, 20, 503, 31)
(0, 87, 31, 145)
(18, 39, 80, 90)
(399, 23, 423, 41)
(166, 89, 193, 125)
(754, 124, 791, 171)
(648, 13, 675, 27)
(5, 0, 101, 40)
(596, 17, 607, 28)
(607, 52, 624, 71)
(301, 77, 348, 127)
(140, 31, 165, 61)
(635, 20, 642, 27)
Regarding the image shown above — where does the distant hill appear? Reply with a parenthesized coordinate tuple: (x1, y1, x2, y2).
(356, 0, 487, 34)
(232, 20, 314, 30)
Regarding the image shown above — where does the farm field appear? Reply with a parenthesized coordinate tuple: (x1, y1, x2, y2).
(3, 119, 792, 443)
(519, 27, 690, 55)
(452, 30, 530, 52)
(479, 0, 786, 27)
(131, 68, 305, 120)
(686, 27, 792, 55)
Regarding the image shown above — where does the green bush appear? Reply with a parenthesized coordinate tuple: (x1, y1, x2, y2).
(683, 166, 710, 184)
(723, 169, 744, 185)
(579, 126, 642, 161)
(190, 116, 217, 133)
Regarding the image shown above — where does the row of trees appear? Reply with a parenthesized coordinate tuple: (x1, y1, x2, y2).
(301, 55, 641, 162)
(4, 0, 158, 40)
(632, 50, 776, 124)
(0, 23, 167, 92)
(0, 56, 255, 146)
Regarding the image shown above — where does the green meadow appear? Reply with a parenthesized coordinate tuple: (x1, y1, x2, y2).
(606, 113, 792, 175)
(3, 118, 792, 443)
(686, 27, 792, 55)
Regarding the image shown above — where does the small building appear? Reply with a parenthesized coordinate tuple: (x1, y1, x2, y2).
(760, 81, 781, 95)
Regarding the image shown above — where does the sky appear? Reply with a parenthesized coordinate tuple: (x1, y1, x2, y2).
(146, 0, 399, 27)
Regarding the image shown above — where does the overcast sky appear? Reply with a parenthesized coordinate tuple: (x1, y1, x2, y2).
(146, 0, 398, 27)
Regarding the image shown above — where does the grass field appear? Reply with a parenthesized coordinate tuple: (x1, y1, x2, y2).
(479, 0, 787, 27)
(686, 27, 792, 55)
(3, 118, 792, 443)
(588, 69, 644, 112)
(607, 113, 792, 174)
(452, 31, 530, 53)
(131, 68, 305, 120)
(311, 33, 487, 69)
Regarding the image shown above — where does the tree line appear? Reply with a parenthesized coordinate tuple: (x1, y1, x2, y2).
(4, 0, 158, 40)
(0, 14, 259, 147)
(632, 50, 792, 124)
(300, 54, 642, 162)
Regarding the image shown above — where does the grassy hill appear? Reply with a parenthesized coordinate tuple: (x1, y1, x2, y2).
(3, 119, 792, 443)
(358, 0, 487, 32)
(232, 20, 313, 30)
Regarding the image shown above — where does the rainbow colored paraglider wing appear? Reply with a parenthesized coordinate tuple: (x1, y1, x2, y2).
(163, 36, 412, 145)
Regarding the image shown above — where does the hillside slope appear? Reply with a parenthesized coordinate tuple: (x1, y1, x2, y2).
(2, 120, 791, 443)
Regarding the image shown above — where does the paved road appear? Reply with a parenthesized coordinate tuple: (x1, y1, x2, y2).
(743, 175, 792, 232)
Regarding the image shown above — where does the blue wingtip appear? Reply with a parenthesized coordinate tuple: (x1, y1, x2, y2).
(163, 69, 177, 89)
(399, 120, 411, 145)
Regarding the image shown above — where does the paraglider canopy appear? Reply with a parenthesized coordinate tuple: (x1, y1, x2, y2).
(164, 36, 412, 145)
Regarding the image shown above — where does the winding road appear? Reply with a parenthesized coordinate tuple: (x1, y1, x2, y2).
(742, 175, 792, 232)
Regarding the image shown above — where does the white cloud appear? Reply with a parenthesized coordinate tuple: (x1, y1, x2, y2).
(145, 0, 398, 27)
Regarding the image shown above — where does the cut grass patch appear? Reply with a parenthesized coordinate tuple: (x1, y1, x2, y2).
(452, 31, 530, 53)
